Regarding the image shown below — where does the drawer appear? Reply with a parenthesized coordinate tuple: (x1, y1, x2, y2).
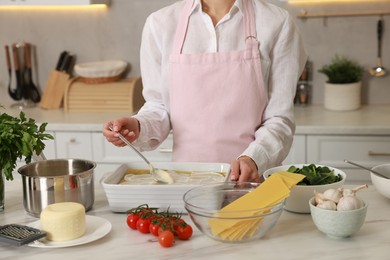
(92, 133, 173, 163)
(55, 132, 93, 160)
(42, 131, 56, 159)
(307, 135, 390, 183)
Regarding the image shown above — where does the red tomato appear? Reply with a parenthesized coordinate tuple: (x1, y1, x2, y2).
(176, 224, 193, 240)
(158, 230, 175, 248)
(126, 213, 140, 230)
(149, 223, 160, 236)
(136, 218, 150, 234)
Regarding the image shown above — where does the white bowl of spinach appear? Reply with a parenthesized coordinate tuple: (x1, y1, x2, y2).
(264, 164, 346, 213)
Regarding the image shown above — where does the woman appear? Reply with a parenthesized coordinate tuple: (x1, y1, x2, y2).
(103, 0, 307, 183)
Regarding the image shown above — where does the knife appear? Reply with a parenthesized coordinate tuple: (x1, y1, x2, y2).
(55, 51, 69, 71)
(59, 53, 75, 74)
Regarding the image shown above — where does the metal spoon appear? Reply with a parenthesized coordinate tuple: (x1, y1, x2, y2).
(344, 159, 389, 179)
(108, 125, 173, 184)
(369, 18, 386, 77)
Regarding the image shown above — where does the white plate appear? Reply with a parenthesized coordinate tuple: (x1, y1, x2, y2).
(27, 215, 111, 248)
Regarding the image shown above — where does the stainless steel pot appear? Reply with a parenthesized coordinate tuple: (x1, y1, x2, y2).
(18, 159, 96, 217)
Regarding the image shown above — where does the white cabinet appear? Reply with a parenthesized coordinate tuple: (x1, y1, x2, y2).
(42, 131, 56, 159)
(283, 135, 306, 165)
(91, 132, 173, 180)
(55, 132, 93, 160)
(307, 135, 390, 183)
(92, 133, 173, 163)
(47, 129, 389, 184)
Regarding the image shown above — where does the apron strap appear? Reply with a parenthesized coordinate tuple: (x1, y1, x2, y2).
(243, 0, 257, 40)
(242, 0, 260, 59)
(172, 0, 194, 55)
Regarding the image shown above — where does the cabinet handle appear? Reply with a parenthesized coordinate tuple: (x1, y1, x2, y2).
(69, 138, 77, 143)
(368, 151, 390, 157)
(159, 148, 173, 153)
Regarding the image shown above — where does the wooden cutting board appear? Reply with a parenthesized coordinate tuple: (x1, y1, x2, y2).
(39, 70, 71, 109)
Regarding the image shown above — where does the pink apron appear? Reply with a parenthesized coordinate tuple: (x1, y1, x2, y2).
(169, 0, 267, 163)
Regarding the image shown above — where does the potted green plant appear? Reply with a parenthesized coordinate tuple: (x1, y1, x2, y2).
(319, 55, 365, 111)
(0, 106, 53, 211)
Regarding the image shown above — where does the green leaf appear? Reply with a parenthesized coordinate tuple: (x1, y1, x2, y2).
(318, 55, 364, 84)
(0, 110, 54, 181)
(287, 164, 342, 186)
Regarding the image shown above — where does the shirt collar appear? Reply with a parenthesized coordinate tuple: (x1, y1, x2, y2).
(191, 0, 243, 16)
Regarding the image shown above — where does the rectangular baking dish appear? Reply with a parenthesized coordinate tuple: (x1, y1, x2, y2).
(100, 162, 230, 213)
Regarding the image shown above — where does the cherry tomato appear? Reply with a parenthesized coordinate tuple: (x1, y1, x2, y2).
(126, 213, 140, 230)
(158, 230, 175, 248)
(136, 218, 151, 234)
(149, 223, 160, 236)
(175, 224, 193, 240)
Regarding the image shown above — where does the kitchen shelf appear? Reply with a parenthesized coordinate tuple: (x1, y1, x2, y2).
(298, 10, 390, 19)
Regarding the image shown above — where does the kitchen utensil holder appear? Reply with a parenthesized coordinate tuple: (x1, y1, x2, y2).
(39, 70, 71, 109)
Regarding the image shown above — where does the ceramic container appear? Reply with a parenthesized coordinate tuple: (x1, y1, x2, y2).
(263, 164, 346, 213)
(309, 197, 367, 239)
(100, 162, 230, 213)
(370, 163, 390, 199)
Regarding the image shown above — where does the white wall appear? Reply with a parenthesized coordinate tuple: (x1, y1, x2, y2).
(0, 0, 389, 105)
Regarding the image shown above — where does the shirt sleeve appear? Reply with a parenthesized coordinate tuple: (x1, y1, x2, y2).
(240, 14, 308, 174)
(132, 14, 172, 151)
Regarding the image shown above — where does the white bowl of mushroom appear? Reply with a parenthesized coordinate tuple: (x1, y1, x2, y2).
(309, 184, 368, 239)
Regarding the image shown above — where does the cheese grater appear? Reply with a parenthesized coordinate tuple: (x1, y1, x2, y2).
(0, 224, 47, 246)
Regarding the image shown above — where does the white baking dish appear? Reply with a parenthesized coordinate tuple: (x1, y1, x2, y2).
(100, 162, 230, 213)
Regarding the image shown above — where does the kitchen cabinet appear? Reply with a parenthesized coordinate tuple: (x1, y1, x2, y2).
(51, 130, 303, 180)
(41, 129, 386, 183)
(4, 103, 390, 183)
(42, 131, 56, 159)
(307, 135, 390, 183)
(55, 132, 93, 161)
(92, 132, 173, 179)
(19, 129, 388, 184)
(282, 134, 306, 165)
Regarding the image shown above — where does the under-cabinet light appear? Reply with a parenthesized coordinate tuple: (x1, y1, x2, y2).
(0, 0, 110, 6)
(282, 0, 389, 3)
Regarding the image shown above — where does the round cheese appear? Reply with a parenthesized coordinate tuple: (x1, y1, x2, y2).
(40, 202, 86, 241)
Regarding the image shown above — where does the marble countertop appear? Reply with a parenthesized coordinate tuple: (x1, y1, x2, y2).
(1, 179, 390, 259)
(294, 105, 390, 135)
(2, 102, 390, 135)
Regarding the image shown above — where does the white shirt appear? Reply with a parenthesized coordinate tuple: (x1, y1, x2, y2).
(133, 0, 307, 173)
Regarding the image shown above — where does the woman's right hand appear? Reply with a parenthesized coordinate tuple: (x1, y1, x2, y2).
(102, 117, 140, 147)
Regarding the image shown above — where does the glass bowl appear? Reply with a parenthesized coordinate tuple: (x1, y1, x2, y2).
(183, 182, 285, 243)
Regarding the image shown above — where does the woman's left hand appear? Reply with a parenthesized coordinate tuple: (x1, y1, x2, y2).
(230, 156, 262, 183)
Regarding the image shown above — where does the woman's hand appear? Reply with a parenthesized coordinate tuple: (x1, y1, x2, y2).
(102, 117, 140, 147)
(230, 156, 263, 183)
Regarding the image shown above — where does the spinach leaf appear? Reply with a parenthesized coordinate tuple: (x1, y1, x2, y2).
(287, 164, 342, 185)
